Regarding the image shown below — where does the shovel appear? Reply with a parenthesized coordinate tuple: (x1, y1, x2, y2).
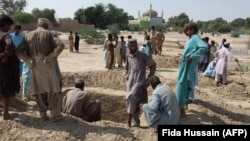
(236, 61, 244, 74)
(236, 62, 245, 85)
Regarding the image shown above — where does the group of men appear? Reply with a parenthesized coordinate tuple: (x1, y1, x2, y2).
(203, 38, 238, 86)
(0, 16, 100, 122)
(177, 23, 239, 117)
(1, 14, 240, 130)
(103, 33, 127, 69)
(148, 26, 165, 55)
(124, 38, 180, 128)
(68, 31, 80, 53)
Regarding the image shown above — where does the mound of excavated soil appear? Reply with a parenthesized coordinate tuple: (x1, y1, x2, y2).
(62, 70, 127, 90)
(210, 83, 249, 101)
(62, 70, 170, 92)
(198, 73, 216, 87)
(197, 72, 249, 101)
(153, 55, 180, 68)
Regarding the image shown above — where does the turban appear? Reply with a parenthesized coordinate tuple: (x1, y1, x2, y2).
(38, 18, 50, 24)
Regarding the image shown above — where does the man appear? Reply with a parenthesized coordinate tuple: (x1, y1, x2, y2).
(176, 23, 207, 117)
(16, 18, 65, 121)
(214, 42, 238, 86)
(125, 35, 132, 59)
(219, 38, 227, 49)
(154, 29, 165, 55)
(145, 35, 153, 59)
(138, 44, 146, 54)
(62, 78, 101, 122)
(113, 35, 119, 67)
(74, 32, 80, 53)
(115, 35, 123, 67)
(10, 25, 24, 77)
(203, 60, 216, 78)
(142, 76, 180, 128)
(0, 15, 20, 120)
(103, 33, 112, 68)
(149, 26, 156, 55)
(10, 25, 31, 101)
(198, 37, 210, 72)
(107, 34, 114, 69)
(68, 31, 74, 52)
(120, 36, 126, 64)
(125, 38, 156, 127)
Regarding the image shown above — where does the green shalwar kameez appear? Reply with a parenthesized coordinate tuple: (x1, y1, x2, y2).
(176, 34, 207, 108)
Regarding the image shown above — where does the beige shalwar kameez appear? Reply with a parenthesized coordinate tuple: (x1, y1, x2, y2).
(16, 27, 65, 119)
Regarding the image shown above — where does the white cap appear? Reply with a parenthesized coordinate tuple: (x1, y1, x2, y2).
(75, 78, 84, 84)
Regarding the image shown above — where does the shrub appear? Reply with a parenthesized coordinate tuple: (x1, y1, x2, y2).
(108, 24, 120, 35)
(247, 38, 250, 50)
(73, 28, 105, 44)
(74, 28, 104, 38)
(11, 12, 35, 24)
(231, 31, 240, 38)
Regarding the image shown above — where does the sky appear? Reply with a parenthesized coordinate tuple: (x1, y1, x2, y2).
(24, 0, 250, 22)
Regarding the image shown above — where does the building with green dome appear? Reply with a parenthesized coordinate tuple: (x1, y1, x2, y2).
(128, 4, 164, 28)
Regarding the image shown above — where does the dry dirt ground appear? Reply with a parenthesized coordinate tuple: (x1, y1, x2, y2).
(0, 32, 250, 141)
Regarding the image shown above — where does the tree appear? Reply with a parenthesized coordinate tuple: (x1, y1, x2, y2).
(76, 3, 129, 29)
(168, 13, 190, 27)
(128, 15, 135, 20)
(11, 12, 34, 24)
(177, 13, 190, 27)
(210, 17, 228, 31)
(245, 17, 250, 29)
(196, 20, 205, 29)
(31, 8, 58, 26)
(103, 3, 129, 30)
(2, 0, 27, 15)
(217, 24, 231, 33)
(74, 8, 86, 24)
(230, 18, 246, 28)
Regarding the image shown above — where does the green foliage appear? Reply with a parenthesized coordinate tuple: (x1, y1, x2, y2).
(31, 8, 58, 26)
(128, 24, 139, 31)
(74, 8, 85, 24)
(247, 38, 250, 50)
(2, 0, 27, 15)
(108, 23, 120, 35)
(11, 12, 34, 24)
(155, 25, 167, 32)
(217, 24, 231, 33)
(172, 26, 183, 33)
(73, 3, 129, 30)
(231, 31, 240, 38)
(74, 28, 103, 38)
(168, 12, 190, 27)
(230, 18, 246, 28)
(73, 28, 105, 44)
(246, 18, 250, 29)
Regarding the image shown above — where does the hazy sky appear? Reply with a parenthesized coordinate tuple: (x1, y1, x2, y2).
(24, 0, 250, 22)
